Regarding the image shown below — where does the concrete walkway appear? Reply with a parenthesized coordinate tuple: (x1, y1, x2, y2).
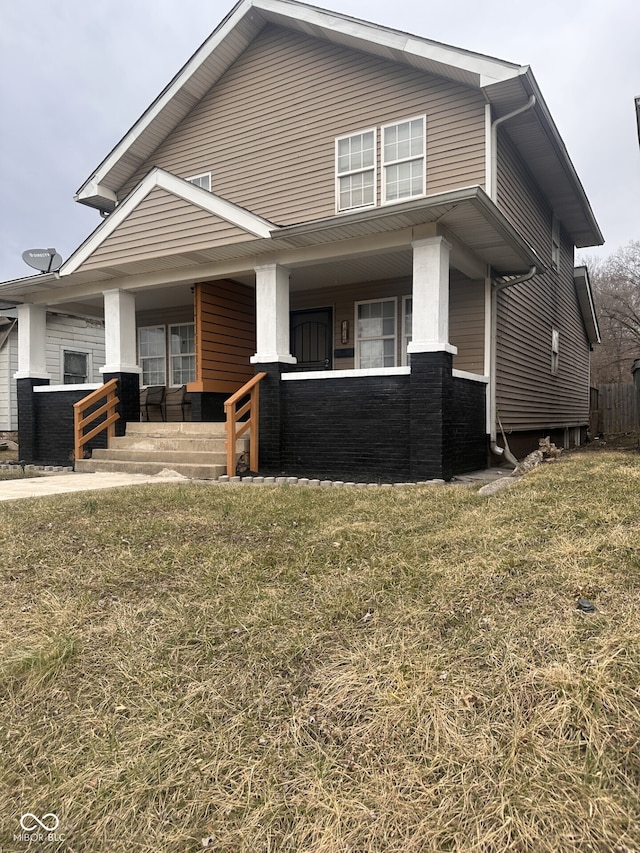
(0, 471, 185, 502)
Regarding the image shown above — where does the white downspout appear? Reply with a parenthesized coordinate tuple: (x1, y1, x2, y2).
(486, 93, 537, 464)
(490, 266, 538, 465)
(488, 95, 536, 201)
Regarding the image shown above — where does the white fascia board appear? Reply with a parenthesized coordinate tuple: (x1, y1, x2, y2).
(255, 0, 521, 84)
(76, 0, 523, 205)
(75, 0, 255, 203)
(63, 169, 274, 276)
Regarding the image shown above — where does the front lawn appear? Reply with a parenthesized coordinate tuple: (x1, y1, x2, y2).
(1, 453, 638, 852)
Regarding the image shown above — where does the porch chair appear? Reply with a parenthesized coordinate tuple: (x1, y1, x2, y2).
(164, 385, 192, 421)
(140, 385, 166, 421)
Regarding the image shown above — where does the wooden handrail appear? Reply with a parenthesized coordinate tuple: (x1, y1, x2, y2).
(73, 378, 120, 464)
(224, 372, 266, 476)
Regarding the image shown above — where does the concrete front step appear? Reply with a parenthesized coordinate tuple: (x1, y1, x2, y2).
(77, 421, 249, 479)
(108, 435, 247, 453)
(91, 448, 228, 465)
(75, 458, 226, 479)
(126, 422, 228, 437)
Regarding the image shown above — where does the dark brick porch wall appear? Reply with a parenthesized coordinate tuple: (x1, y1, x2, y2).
(257, 360, 489, 482)
(280, 372, 411, 482)
(18, 374, 140, 467)
(452, 377, 488, 473)
(24, 388, 109, 466)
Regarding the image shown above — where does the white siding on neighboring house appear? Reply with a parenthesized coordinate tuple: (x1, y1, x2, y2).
(0, 312, 105, 431)
(0, 325, 18, 431)
(44, 313, 106, 385)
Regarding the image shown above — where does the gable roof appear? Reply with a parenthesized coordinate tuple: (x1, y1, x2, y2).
(75, 0, 520, 211)
(63, 169, 274, 275)
(77, 0, 600, 247)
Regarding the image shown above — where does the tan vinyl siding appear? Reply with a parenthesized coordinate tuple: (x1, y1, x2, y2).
(495, 129, 591, 430)
(496, 130, 551, 262)
(191, 280, 255, 394)
(120, 25, 486, 223)
(78, 188, 254, 273)
(291, 271, 484, 371)
(450, 277, 485, 374)
(496, 227, 590, 430)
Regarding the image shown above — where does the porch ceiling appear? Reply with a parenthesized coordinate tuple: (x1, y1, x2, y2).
(0, 187, 542, 309)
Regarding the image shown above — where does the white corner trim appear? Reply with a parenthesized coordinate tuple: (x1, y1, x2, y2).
(452, 369, 489, 384)
(35, 383, 102, 393)
(63, 169, 274, 275)
(282, 366, 411, 380)
(14, 372, 51, 381)
(407, 342, 458, 355)
(100, 363, 142, 375)
(250, 354, 297, 364)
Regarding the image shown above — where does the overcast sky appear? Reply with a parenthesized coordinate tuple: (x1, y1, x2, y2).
(1, 0, 638, 282)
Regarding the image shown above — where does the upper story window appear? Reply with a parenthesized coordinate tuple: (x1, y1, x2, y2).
(382, 117, 426, 204)
(335, 117, 426, 212)
(336, 129, 376, 212)
(187, 172, 211, 191)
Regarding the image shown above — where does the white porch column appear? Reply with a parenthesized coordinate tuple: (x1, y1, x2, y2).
(250, 263, 296, 364)
(100, 289, 141, 375)
(14, 303, 50, 379)
(407, 236, 457, 356)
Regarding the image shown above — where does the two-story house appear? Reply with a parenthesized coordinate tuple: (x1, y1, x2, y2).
(0, 0, 602, 481)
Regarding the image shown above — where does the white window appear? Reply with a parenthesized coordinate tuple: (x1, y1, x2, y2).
(356, 299, 397, 368)
(551, 214, 560, 271)
(63, 350, 89, 384)
(169, 323, 195, 385)
(336, 128, 376, 212)
(382, 116, 425, 204)
(187, 172, 211, 191)
(551, 327, 560, 374)
(139, 326, 166, 386)
(401, 296, 413, 365)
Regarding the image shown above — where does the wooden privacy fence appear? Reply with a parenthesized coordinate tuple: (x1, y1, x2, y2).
(591, 383, 639, 435)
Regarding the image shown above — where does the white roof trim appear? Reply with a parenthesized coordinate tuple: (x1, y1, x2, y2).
(76, 0, 522, 204)
(63, 168, 274, 275)
(256, 0, 520, 84)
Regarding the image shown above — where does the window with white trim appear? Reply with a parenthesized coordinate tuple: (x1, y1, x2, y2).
(336, 129, 376, 212)
(169, 323, 195, 385)
(401, 296, 412, 365)
(551, 327, 560, 375)
(139, 326, 166, 386)
(356, 298, 397, 368)
(63, 350, 89, 384)
(382, 116, 425, 203)
(187, 172, 211, 191)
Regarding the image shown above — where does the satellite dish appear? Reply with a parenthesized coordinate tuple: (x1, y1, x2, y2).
(22, 248, 63, 274)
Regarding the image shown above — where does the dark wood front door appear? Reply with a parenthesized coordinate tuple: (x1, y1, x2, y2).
(290, 308, 333, 371)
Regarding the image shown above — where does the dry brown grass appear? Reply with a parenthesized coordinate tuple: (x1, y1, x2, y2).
(0, 452, 639, 852)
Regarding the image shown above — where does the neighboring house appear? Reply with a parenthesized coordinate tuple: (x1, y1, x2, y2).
(0, 308, 105, 431)
(0, 0, 603, 479)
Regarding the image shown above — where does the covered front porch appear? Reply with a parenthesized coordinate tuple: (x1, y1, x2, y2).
(9, 184, 542, 480)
